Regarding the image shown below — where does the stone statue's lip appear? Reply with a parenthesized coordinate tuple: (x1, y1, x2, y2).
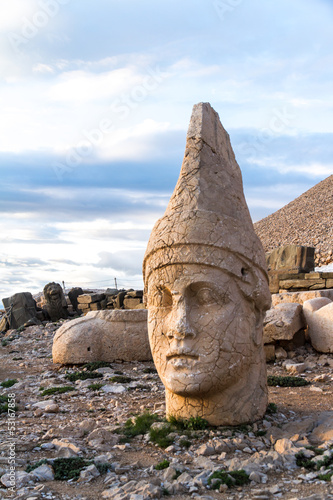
(166, 350, 199, 360)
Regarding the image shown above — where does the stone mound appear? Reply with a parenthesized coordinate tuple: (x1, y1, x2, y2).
(254, 175, 333, 266)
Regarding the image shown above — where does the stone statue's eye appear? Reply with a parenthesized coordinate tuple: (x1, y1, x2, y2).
(192, 286, 230, 306)
(195, 288, 216, 305)
(150, 287, 172, 308)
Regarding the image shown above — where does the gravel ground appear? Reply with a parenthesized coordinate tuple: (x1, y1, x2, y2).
(0, 320, 333, 500)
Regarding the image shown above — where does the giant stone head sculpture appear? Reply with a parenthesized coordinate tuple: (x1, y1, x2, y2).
(143, 103, 271, 426)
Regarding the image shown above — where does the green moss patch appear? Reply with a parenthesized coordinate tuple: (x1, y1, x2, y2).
(1, 379, 18, 388)
(87, 383, 105, 391)
(26, 457, 111, 480)
(296, 450, 333, 481)
(266, 402, 278, 415)
(0, 394, 18, 414)
(167, 415, 208, 430)
(82, 361, 112, 371)
(116, 411, 209, 449)
(155, 459, 170, 470)
(143, 367, 157, 374)
(109, 375, 132, 384)
(40, 386, 75, 396)
(120, 411, 160, 438)
(267, 375, 310, 387)
(179, 438, 192, 449)
(208, 469, 250, 489)
(149, 425, 174, 449)
(65, 371, 102, 382)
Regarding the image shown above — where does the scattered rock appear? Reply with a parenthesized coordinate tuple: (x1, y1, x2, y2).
(303, 298, 333, 353)
(263, 303, 305, 343)
(31, 464, 54, 481)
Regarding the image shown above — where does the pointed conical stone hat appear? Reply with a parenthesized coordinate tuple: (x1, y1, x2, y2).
(143, 102, 270, 308)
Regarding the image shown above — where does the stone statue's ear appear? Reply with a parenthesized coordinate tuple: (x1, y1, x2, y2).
(252, 307, 264, 346)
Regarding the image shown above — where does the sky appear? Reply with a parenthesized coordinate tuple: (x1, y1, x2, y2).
(1, 0, 333, 299)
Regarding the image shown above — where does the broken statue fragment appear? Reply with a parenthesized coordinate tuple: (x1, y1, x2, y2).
(143, 102, 271, 426)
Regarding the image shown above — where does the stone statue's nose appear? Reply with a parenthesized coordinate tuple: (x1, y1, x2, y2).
(166, 302, 195, 339)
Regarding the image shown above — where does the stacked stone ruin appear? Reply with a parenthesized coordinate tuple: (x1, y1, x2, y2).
(263, 244, 333, 358)
(267, 244, 333, 294)
(77, 289, 144, 314)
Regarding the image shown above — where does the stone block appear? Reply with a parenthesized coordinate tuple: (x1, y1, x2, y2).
(0, 315, 8, 332)
(77, 293, 105, 304)
(89, 302, 102, 311)
(115, 291, 126, 309)
(68, 287, 83, 312)
(279, 279, 326, 290)
(123, 297, 141, 309)
(126, 290, 143, 298)
(264, 345, 275, 362)
(52, 309, 152, 364)
(266, 245, 315, 273)
(272, 289, 333, 307)
(279, 329, 306, 351)
(279, 273, 305, 280)
(303, 298, 333, 353)
(2, 292, 40, 329)
(268, 271, 280, 294)
(309, 412, 333, 445)
(305, 273, 322, 279)
(326, 279, 333, 288)
(263, 303, 305, 343)
(308, 280, 326, 290)
(78, 303, 90, 311)
(302, 297, 332, 313)
(135, 303, 146, 309)
(275, 347, 287, 360)
(285, 362, 306, 375)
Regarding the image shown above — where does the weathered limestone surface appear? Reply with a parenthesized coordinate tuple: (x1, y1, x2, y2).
(68, 287, 83, 312)
(267, 245, 315, 273)
(272, 289, 333, 307)
(78, 293, 105, 304)
(303, 298, 333, 353)
(44, 282, 68, 322)
(266, 245, 315, 293)
(2, 292, 41, 329)
(143, 102, 271, 426)
(263, 303, 305, 344)
(52, 309, 151, 364)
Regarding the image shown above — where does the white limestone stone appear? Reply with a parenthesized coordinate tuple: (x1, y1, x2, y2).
(52, 309, 151, 364)
(303, 298, 333, 353)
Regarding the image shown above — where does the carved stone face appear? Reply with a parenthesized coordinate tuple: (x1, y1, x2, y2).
(147, 263, 258, 398)
(44, 283, 63, 303)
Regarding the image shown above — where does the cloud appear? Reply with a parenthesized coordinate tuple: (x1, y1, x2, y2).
(47, 67, 145, 102)
(0, 257, 48, 268)
(1, 0, 333, 299)
(97, 120, 177, 161)
(50, 258, 81, 266)
(247, 159, 333, 178)
(0, 0, 38, 32)
(95, 250, 145, 275)
(33, 63, 54, 74)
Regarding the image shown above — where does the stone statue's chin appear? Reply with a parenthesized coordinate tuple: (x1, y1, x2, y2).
(163, 366, 222, 398)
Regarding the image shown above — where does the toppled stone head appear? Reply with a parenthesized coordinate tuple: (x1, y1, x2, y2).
(143, 103, 271, 426)
(43, 282, 68, 322)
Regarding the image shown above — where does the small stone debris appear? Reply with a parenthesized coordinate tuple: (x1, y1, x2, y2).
(0, 323, 333, 499)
